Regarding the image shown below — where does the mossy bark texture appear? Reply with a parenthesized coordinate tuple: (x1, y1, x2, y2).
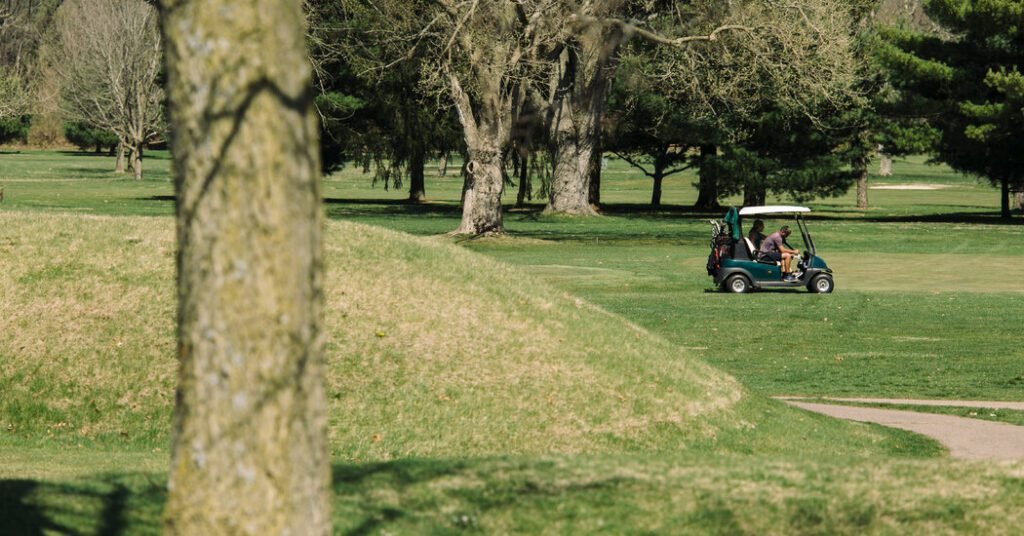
(160, 1, 329, 534)
(545, 20, 623, 216)
(450, 74, 506, 235)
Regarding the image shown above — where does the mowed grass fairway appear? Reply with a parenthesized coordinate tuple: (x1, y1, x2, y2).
(1, 150, 1024, 533)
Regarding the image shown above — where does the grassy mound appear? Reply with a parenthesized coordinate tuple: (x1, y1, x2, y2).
(0, 212, 922, 461)
(324, 224, 743, 461)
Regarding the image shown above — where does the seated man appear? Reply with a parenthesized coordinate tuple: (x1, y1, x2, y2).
(758, 225, 801, 281)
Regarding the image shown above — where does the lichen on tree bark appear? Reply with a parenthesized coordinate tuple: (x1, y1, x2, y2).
(160, 1, 330, 533)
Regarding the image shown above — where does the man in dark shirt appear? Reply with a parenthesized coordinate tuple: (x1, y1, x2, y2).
(758, 226, 801, 281)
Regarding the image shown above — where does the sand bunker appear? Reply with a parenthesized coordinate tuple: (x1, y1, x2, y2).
(870, 183, 951, 190)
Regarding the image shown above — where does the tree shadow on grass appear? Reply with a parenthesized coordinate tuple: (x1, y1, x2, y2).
(62, 167, 121, 178)
(332, 458, 636, 535)
(861, 211, 1023, 225)
(0, 474, 164, 535)
(56, 151, 114, 158)
(0, 480, 70, 535)
(323, 197, 464, 219)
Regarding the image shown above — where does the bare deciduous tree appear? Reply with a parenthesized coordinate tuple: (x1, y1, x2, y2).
(316, 0, 862, 230)
(431, 0, 556, 234)
(543, 1, 631, 215)
(52, 0, 163, 179)
(0, 70, 26, 121)
(0, 2, 32, 121)
(160, 0, 331, 533)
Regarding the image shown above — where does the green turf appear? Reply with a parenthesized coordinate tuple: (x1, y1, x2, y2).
(1, 149, 1023, 534)
(0, 150, 175, 216)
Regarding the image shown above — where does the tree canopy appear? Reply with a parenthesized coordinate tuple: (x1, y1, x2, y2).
(879, 0, 1024, 217)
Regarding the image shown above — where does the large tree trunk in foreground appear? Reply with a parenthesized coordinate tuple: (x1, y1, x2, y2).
(160, 1, 330, 534)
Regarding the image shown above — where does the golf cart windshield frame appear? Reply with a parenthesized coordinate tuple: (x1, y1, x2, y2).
(737, 206, 816, 257)
(796, 214, 816, 257)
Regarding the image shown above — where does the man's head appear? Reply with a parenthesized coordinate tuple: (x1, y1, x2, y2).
(780, 225, 791, 237)
(752, 219, 764, 232)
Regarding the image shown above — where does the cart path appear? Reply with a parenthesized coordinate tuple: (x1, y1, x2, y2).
(775, 397, 1024, 411)
(778, 399, 1024, 460)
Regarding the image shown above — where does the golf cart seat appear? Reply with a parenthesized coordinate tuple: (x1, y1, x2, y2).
(743, 237, 780, 265)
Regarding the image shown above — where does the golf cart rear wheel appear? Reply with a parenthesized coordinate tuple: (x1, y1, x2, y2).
(724, 274, 752, 294)
(809, 274, 834, 294)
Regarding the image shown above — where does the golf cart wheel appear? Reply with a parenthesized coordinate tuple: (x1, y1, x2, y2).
(809, 274, 834, 294)
(724, 274, 752, 294)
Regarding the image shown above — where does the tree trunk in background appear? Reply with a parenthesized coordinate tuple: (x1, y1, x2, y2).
(408, 143, 426, 202)
(650, 149, 668, 207)
(546, 48, 597, 216)
(1015, 191, 1024, 214)
(456, 147, 505, 233)
(854, 151, 869, 209)
(545, 21, 623, 216)
(588, 147, 602, 207)
(115, 140, 126, 174)
(651, 171, 664, 207)
(878, 152, 893, 176)
(1001, 178, 1011, 218)
(450, 74, 506, 234)
(548, 116, 597, 214)
(515, 148, 530, 208)
(438, 153, 448, 176)
(744, 186, 766, 207)
(856, 173, 869, 209)
(160, 0, 330, 534)
(132, 143, 143, 181)
(694, 144, 720, 210)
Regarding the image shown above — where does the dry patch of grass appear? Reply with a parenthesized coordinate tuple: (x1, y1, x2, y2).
(0, 213, 744, 457)
(0, 213, 177, 445)
(324, 222, 743, 460)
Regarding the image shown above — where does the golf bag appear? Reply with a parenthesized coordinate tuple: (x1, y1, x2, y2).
(706, 220, 733, 275)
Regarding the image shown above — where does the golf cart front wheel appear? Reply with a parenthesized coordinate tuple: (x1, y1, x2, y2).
(724, 274, 752, 294)
(809, 274, 834, 294)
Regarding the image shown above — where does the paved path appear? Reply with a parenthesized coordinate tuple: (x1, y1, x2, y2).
(778, 398, 1024, 460)
(776, 397, 1024, 411)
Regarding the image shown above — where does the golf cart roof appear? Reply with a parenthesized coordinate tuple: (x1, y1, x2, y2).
(738, 205, 811, 216)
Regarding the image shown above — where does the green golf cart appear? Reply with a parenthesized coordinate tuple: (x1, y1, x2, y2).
(707, 206, 834, 293)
